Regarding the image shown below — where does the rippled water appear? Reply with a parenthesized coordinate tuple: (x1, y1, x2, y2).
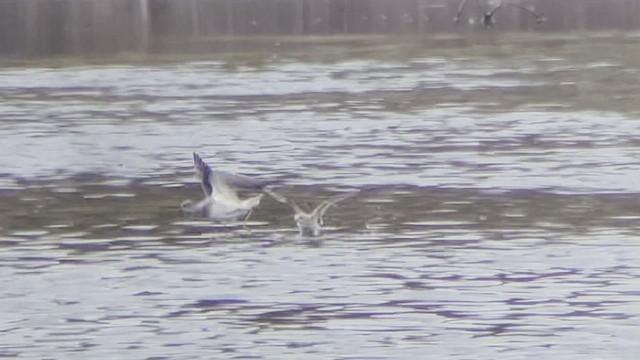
(1, 35, 639, 359)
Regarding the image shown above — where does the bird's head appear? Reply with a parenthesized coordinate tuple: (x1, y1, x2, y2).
(181, 199, 196, 212)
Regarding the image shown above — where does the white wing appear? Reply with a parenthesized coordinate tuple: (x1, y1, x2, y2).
(311, 192, 357, 221)
(264, 188, 305, 214)
(193, 152, 272, 204)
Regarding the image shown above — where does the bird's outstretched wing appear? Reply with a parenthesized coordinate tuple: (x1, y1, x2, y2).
(482, 0, 505, 27)
(454, 0, 470, 23)
(487, 0, 505, 17)
(311, 192, 358, 222)
(193, 152, 213, 196)
(214, 170, 272, 190)
(505, 3, 545, 23)
(264, 188, 304, 214)
(194, 152, 274, 200)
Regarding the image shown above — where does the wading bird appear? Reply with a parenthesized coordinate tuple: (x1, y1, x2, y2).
(266, 189, 357, 237)
(181, 153, 270, 223)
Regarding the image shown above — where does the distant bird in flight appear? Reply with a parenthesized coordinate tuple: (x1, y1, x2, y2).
(453, 0, 471, 24)
(266, 189, 357, 237)
(454, 0, 546, 28)
(482, 0, 505, 28)
(181, 153, 271, 223)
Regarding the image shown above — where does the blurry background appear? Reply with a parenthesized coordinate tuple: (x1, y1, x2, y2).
(1, 0, 640, 57)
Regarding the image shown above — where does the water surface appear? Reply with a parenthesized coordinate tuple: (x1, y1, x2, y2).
(0, 34, 639, 359)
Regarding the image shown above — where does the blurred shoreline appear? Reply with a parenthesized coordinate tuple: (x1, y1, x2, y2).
(1, 0, 640, 58)
(2, 31, 640, 68)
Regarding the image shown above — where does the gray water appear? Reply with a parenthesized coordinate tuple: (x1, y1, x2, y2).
(1, 34, 639, 359)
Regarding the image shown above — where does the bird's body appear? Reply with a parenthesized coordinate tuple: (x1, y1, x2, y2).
(183, 193, 263, 221)
(182, 153, 268, 222)
(266, 189, 356, 237)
